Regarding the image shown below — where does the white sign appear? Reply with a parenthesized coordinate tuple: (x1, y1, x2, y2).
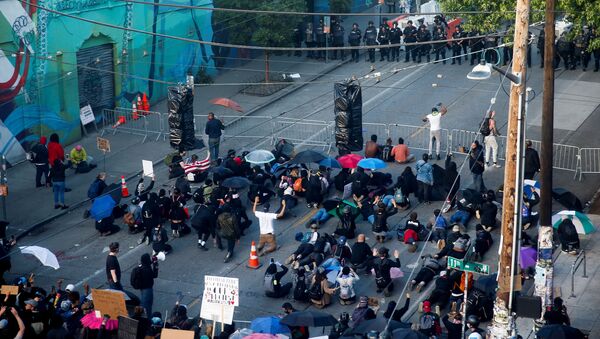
(203, 275, 239, 306)
(79, 105, 95, 125)
(142, 160, 154, 177)
(200, 303, 235, 325)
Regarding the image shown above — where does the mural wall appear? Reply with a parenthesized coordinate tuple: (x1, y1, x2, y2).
(0, 0, 215, 165)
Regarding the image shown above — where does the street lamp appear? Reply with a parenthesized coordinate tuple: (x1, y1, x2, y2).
(467, 60, 522, 85)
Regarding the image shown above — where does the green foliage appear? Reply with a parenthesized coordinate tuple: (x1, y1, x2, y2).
(559, 0, 600, 50)
(330, 0, 353, 13)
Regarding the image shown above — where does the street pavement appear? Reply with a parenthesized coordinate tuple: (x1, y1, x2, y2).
(4, 22, 600, 337)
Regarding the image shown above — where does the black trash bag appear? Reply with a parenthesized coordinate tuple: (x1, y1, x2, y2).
(334, 81, 363, 152)
(552, 188, 584, 212)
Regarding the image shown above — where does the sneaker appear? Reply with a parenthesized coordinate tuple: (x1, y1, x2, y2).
(428, 154, 433, 160)
(224, 252, 232, 263)
(416, 282, 425, 293)
(54, 205, 60, 209)
(494, 163, 501, 168)
(137, 237, 144, 245)
(61, 205, 69, 210)
(145, 237, 151, 245)
(436, 154, 441, 160)
(485, 162, 491, 168)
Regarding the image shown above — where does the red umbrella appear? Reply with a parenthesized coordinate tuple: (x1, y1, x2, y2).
(338, 154, 363, 168)
(209, 97, 243, 112)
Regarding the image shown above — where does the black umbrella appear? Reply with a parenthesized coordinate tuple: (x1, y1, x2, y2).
(103, 183, 122, 204)
(536, 324, 586, 339)
(273, 163, 305, 178)
(391, 328, 428, 339)
(289, 150, 327, 164)
(474, 273, 498, 296)
(351, 318, 410, 334)
(280, 310, 337, 327)
(222, 176, 251, 189)
(209, 166, 234, 177)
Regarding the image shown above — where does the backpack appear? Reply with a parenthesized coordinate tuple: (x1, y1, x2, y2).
(382, 145, 393, 162)
(393, 188, 405, 204)
(339, 280, 352, 299)
(87, 180, 102, 199)
(293, 178, 304, 192)
(308, 281, 324, 300)
(293, 276, 309, 301)
(264, 274, 276, 294)
(419, 313, 435, 335)
(217, 212, 237, 238)
(480, 117, 491, 136)
(130, 266, 142, 289)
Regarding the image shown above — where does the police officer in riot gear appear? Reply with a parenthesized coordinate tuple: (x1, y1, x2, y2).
(537, 25, 545, 67)
(389, 22, 402, 62)
(316, 19, 326, 60)
(332, 21, 345, 60)
(483, 32, 499, 64)
(293, 22, 303, 57)
(378, 24, 391, 61)
(432, 26, 447, 64)
(556, 33, 574, 70)
(348, 23, 362, 62)
(305, 22, 315, 59)
(592, 27, 600, 72)
(364, 21, 378, 63)
(416, 24, 432, 63)
(573, 28, 591, 71)
(403, 20, 418, 62)
(451, 26, 464, 65)
(469, 30, 484, 65)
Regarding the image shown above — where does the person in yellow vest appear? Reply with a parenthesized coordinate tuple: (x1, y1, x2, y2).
(69, 145, 96, 173)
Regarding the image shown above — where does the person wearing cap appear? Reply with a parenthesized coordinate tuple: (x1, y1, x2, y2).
(335, 204, 360, 239)
(349, 296, 375, 327)
(418, 300, 441, 337)
(253, 196, 285, 256)
(442, 310, 463, 339)
(372, 247, 401, 296)
(31, 136, 50, 187)
(422, 104, 447, 160)
(264, 259, 292, 298)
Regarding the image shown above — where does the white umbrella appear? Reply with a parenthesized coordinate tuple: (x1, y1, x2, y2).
(20, 246, 60, 270)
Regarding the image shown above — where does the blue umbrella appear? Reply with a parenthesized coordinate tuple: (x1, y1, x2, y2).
(89, 195, 117, 221)
(523, 179, 541, 199)
(250, 316, 290, 334)
(357, 157, 387, 170)
(319, 157, 341, 168)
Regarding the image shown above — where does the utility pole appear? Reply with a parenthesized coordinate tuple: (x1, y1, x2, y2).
(535, 0, 556, 328)
(488, 0, 530, 337)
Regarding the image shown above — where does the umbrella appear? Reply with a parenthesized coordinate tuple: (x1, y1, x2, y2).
(209, 97, 243, 112)
(552, 210, 596, 235)
(536, 324, 586, 339)
(280, 310, 337, 327)
(391, 328, 428, 339)
(209, 166, 234, 177)
(102, 183, 122, 204)
(324, 199, 360, 219)
(523, 179, 541, 199)
(89, 194, 117, 221)
(243, 334, 278, 339)
(474, 273, 498, 296)
(222, 176, 252, 189)
(319, 157, 341, 168)
(245, 150, 275, 164)
(351, 318, 410, 334)
(338, 154, 363, 169)
(20, 246, 60, 270)
(289, 150, 327, 164)
(250, 316, 290, 334)
(357, 158, 387, 170)
(520, 246, 537, 269)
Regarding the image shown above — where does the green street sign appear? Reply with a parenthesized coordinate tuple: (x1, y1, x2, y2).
(447, 256, 490, 275)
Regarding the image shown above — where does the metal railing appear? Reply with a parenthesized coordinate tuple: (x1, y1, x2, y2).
(389, 124, 449, 154)
(569, 250, 588, 298)
(101, 109, 150, 143)
(577, 148, 600, 181)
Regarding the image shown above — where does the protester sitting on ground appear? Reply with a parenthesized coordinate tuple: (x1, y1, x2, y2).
(151, 224, 172, 255)
(336, 266, 360, 305)
(391, 137, 415, 163)
(443, 154, 461, 212)
(333, 236, 353, 263)
(365, 134, 382, 158)
(371, 202, 397, 243)
(350, 234, 373, 273)
(473, 224, 493, 261)
(329, 312, 350, 339)
(419, 300, 442, 337)
(557, 217, 580, 254)
(410, 256, 443, 292)
(87, 172, 108, 201)
(522, 192, 540, 230)
(308, 269, 337, 309)
(442, 311, 463, 339)
(476, 190, 498, 231)
(372, 247, 401, 297)
(350, 296, 376, 327)
(135, 175, 155, 202)
(69, 145, 96, 173)
(169, 201, 191, 238)
(381, 138, 394, 162)
(182, 153, 210, 182)
(168, 146, 187, 179)
(264, 260, 292, 298)
(543, 297, 571, 325)
(396, 167, 418, 201)
(335, 205, 360, 239)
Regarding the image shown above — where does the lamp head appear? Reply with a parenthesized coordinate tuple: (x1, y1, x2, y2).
(467, 60, 492, 81)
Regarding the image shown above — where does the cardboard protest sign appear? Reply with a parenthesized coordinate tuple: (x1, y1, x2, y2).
(91, 289, 128, 319)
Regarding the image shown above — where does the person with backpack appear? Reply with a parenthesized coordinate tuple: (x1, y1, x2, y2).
(264, 259, 292, 298)
(130, 253, 159, 316)
(216, 206, 241, 263)
(480, 110, 501, 168)
(309, 270, 337, 309)
(292, 267, 310, 302)
(31, 136, 50, 188)
(190, 193, 215, 251)
(418, 301, 441, 337)
(350, 296, 376, 327)
(372, 247, 401, 296)
(336, 266, 359, 305)
(335, 205, 360, 239)
(151, 224, 172, 255)
(473, 224, 493, 261)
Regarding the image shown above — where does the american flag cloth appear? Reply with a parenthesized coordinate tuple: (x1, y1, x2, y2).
(183, 156, 210, 175)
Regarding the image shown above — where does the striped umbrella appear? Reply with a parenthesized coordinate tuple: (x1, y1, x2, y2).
(551, 210, 596, 235)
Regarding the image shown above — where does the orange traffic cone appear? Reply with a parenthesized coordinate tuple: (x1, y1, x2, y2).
(247, 241, 262, 269)
(112, 115, 126, 128)
(120, 176, 130, 198)
(142, 92, 150, 112)
(132, 102, 139, 120)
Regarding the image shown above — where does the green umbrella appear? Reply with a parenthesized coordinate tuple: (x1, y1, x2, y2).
(552, 210, 596, 235)
(324, 199, 360, 219)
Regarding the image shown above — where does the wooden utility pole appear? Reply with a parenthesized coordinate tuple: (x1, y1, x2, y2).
(535, 0, 556, 326)
(488, 0, 530, 336)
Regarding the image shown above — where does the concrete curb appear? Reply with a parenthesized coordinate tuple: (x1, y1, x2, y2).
(15, 57, 353, 241)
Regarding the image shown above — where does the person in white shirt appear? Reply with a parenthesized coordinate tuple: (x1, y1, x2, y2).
(253, 196, 285, 256)
(336, 266, 360, 305)
(422, 104, 448, 160)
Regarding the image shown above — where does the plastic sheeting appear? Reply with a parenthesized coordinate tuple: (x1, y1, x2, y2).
(334, 81, 363, 153)
(167, 86, 200, 150)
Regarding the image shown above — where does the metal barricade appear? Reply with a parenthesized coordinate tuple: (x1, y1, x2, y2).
(362, 122, 389, 141)
(570, 250, 587, 298)
(389, 124, 449, 154)
(449, 129, 481, 155)
(271, 119, 331, 152)
(100, 108, 149, 143)
(578, 148, 600, 181)
(113, 107, 163, 141)
(192, 115, 274, 146)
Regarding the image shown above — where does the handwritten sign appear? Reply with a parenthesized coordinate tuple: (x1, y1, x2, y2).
(96, 137, 110, 153)
(203, 276, 239, 306)
(200, 303, 235, 325)
(142, 160, 154, 177)
(161, 328, 195, 339)
(1, 285, 19, 295)
(91, 289, 127, 319)
(80, 104, 96, 125)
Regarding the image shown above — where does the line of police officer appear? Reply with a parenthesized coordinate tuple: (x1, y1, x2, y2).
(542, 26, 600, 72)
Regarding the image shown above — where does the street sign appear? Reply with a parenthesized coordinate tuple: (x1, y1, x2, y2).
(96, 137, 110, 153)
(447, 256, 490, 275)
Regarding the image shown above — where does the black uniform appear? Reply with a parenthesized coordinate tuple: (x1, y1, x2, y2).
(469, 31, 484, 65)
(305, 24, 315, 58)
(315, 21, 326, 60)
(460, 29, 469, 60)
(573, 30, 591, 70)
(593, 30, 600, 72)
(451, 30, 463, 64)
(378, 26, 390, 61)
(502, 30, 514, 66)
(556, 35, 574, 70)
(332, 23, 345, 60)
(432, 28, 447, 63)
(537, 28, 545, 67)
(385, 0, 396, 13)
(416, 25, 432, 63)
(389, 24, 402, 61)
(364, 23, 378, 63)
(348, 26, 362, 62)
(403, 24, 418, 62)
(483, 33, 499, 64)
(293, 23, 303, 57)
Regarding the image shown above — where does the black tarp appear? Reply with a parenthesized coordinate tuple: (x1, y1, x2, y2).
(552, 188, 584, 212)
(334, 81, 363, 153)
(167, 86, 204, 150)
